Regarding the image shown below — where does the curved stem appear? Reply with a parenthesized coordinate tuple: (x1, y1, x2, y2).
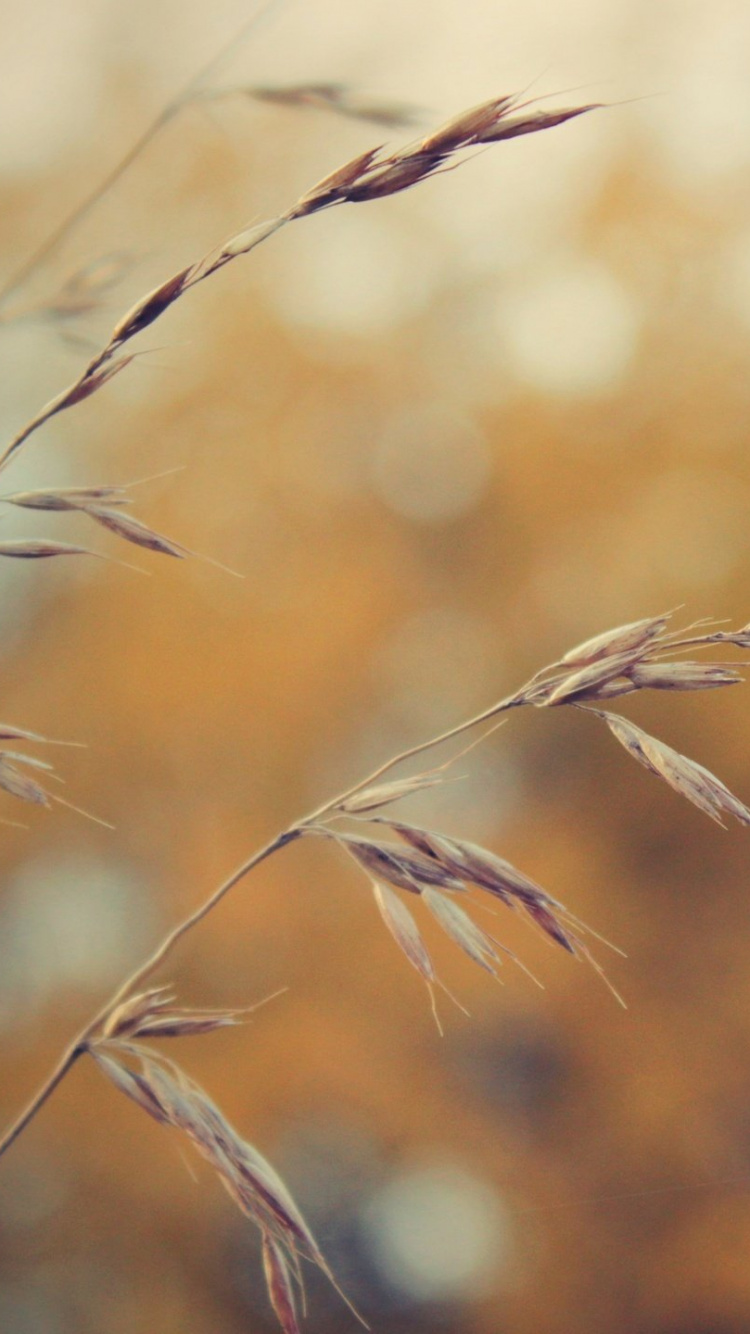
(0, 827, 297, 1159)
(0, 669, 541, 1160)
(0, 0, 286, 315)
(0, 1040, 87, 1159)
(303, 691, 527, 824)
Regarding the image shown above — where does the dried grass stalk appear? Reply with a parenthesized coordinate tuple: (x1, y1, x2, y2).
(0, 91, 601, 476)
(89, 1041, 364, 1331)
(594, 711, 750, 827)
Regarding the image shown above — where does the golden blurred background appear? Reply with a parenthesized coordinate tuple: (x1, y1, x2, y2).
(2, 1, 750, 1331)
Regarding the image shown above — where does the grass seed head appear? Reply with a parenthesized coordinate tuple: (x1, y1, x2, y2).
(90, 1041, 349, 1333)
(478, 103, 601, 142)
(0, 539, 100, 560)
(372, 881, 436, 982)
(626, 661, 742, 691)
(600, 711, 750, 826)
(262, 1233, 301, 1334)
(419, 94, 517, 153)
(560, 613, 673, 667)
(110, 266, 193, 343)
(343, 835, 466, 892)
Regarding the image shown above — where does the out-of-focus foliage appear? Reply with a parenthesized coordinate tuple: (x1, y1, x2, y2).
(2, 2, 750, 1332)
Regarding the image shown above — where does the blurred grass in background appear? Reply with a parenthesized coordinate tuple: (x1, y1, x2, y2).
(2, 2, 750, 1331)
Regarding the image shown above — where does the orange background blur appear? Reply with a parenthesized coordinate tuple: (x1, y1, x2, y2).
(2, 2, 750, 1332)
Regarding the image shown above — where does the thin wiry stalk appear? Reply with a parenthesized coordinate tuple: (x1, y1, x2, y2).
(0, 0, 286, 319)
(0, 91, 600, 475)
(2, 611, 749, 1156)
(0, 829, 294, 1158)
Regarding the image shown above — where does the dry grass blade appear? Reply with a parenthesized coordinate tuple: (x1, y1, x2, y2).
(90, 1042, 364, 1332)
(262, 1232, 301, 1334)
(111, 266, 194, 342)
(246, 81, 419, 129)
(0, 468, 184, 517)
(217, 217, 288, 260)
(2, 486, 131, 511)
(102, 986, 285, 1041)
(422, 888, 500, 975)
(0, 539, 101, 560)
(0, 724, 84, 746)
(127, 1011, 245, 1039)
(478, 103, 601, 142)
(626, 662, 742, 691)
(89, 1047, 171, 1123)
(291, 148, 384, 216)
(102, 988, 175, 1039)
(384, 821, 529, 906)
(0, 751, 112, 827)
(560, 612, 674, 667)
(336, 770, 446, 815)
(1, 751, 56, 773)
(383, 820, 591, 956)
(0, 756, 50, 806)
(419, 94, 517, 152)
(540, 651, 650, 706)
(49, 355, 135, 413)
(83, 506, 241, 575)
(369, 882, 468, 1028)
(372, 881, 436, 983)
(597, 711, 750, 826)
(0, 539, 144, 575)
(0, 92, 601, 476)
(342, 834, 465, 892)
(342, 152, 446, 203)
(85, 507, 188, 559)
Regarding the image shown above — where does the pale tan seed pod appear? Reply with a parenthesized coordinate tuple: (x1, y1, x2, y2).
(372, 881, 435, 982)
(90, 1039, 357, 1330)
(0, 757, 50, 806)
(386, 821, 538, 907)
(626, 662, 742, 691)
(421, 889, 499, 974)
(84, 507, 187, 558)
(3, 486, 129, 511)
(600, 711, 750, 826)
(336, 771, 444, 815)
(262, 1232, 301, 1334)
(0, 539, 100, 560)
(344, 151, 443, 203)
(478, 103, 601, 142)
(0, 723, 82, 746)
(559, 613, 672, 668)
(88, 1047, 171, 1124)
(540, 651, 647, 706)
(110, 265, 193, 343)
(55, 355, 135, 410)
(102, 990, 171, 1039)
(291, 147, 383, 216)
(132, 1011, 243, 1039)
(344, 835, 465, 892)
(220, 217, 288, 259)
(419, 94, 516, 152)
